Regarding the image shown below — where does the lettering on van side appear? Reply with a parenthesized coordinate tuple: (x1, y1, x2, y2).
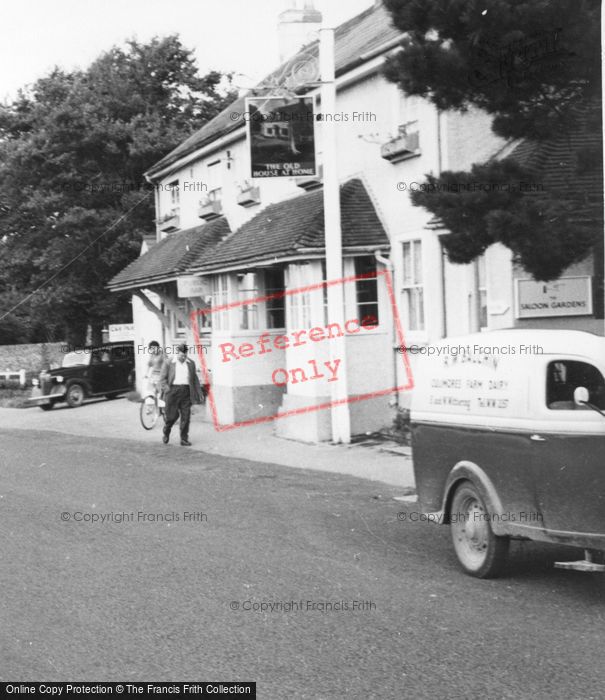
(477, 397, 509, 409)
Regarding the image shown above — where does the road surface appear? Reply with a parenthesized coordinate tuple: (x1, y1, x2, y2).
(1, 428, 604, 698)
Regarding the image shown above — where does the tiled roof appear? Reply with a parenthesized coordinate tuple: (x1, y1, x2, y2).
(506, 101, 603, 211)
(187, 178, 389, 273)
(108, 217, 230, 290)
(145, 3, 401, 178)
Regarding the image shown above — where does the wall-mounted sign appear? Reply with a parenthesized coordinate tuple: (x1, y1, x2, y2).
(515, 276, 593, 318)
(246, 95, 316, 178)
(177, 276, 210, 299)
(108, 323, 134, 342)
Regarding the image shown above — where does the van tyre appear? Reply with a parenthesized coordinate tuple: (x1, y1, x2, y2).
(450, 481, 509, 578)
(66, 383, 85, 408)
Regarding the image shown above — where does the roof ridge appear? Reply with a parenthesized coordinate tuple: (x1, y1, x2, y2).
(145, 3, 400, 178)
(184, 177, 389, 274)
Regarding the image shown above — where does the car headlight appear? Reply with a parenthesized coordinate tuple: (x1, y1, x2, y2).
(55, 376, 64, 383)
(32, 378, 39, 386)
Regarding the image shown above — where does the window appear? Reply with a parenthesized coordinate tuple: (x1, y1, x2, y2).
(397, 92, 420, 127)
(287, 265, 313, 330)
(112, 345, 134, 361)
(546, 360, 605, 410)
(206, 160, 222, 202)
(91, 349, 108, 364)
(320, 260, 328, 325)
(355, 256, 379, 326)
(168, 180, 180, 208)
(174, 301, 188, 339)
(478, 254, 488, 330)
(265, 268, 285, 329)
(212, 275, 229, 331)
(238, 272, 259, 330)
(402, 240, 424, 331)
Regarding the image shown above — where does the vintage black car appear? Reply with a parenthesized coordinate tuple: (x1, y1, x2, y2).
(28, 342, 135, 410)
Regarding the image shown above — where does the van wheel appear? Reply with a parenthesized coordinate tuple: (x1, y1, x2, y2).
(450, 481, 509, 578)
(66, 383, 85, 408)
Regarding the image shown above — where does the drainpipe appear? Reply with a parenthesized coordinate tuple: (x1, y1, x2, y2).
(471, 258, 482, 333)
(439, 237, 448, 338)
(375, 249, 399, 408)
(436, 109, 447, 339)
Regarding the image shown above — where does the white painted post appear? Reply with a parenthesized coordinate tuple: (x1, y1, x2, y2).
(19, 369, 26, 387)
(320, 28, 351, 444)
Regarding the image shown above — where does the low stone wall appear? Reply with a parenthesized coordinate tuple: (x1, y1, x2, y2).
(0, 342, 65, 378)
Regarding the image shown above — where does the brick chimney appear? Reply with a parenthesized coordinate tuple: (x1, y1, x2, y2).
(278, 0, 323, 63)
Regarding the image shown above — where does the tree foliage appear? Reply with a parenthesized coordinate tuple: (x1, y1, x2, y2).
(383, 0, 602, 281)
(383, 0, 600, 140)
(0, 36, 235, 345)
(411, 160, 599, 281)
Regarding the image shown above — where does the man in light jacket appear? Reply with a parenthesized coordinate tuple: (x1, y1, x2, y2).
(160, 343, 203, 446)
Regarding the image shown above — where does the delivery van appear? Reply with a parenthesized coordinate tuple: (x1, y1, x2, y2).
(410, 329, 605, 578)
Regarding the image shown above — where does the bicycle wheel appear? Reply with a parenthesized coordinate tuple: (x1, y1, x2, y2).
(140, 395, 159, 430)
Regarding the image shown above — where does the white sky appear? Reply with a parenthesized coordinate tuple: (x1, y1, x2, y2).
(0, 0, 375, 102)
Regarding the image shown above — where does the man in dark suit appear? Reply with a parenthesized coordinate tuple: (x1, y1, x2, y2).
(160, 343, 204, 446)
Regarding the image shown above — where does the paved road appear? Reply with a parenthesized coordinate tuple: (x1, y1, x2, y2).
(0, 400, 413, 489)
(1, 429, 604, 699)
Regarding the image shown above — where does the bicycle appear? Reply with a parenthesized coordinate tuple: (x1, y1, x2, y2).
(139, 382, 209, 430)
(140, 389, 165, 430)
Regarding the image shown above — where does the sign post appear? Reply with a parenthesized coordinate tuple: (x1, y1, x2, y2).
(320, 27, 351, 444)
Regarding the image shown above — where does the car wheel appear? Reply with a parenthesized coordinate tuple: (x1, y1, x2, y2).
(66, 383, 85, 408)
(450, 480, 509, 578)
(40, 403, 53, 411)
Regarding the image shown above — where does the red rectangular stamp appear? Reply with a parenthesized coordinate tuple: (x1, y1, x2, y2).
(191, 268, 413, 432)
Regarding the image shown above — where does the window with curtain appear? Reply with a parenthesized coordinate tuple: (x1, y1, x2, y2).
(211, 275, 229, 330)
(287, 265, 313, 330)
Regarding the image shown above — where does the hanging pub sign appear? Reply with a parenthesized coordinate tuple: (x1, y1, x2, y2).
(246, 95, 317, 178)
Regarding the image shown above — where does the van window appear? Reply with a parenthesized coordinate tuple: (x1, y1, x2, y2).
(546, 360, 605, 410)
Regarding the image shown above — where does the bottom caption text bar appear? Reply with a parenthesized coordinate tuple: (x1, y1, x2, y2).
(2, 683, 256, 698)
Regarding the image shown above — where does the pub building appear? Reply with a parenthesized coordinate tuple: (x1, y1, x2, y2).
(109, 0, 603, 442)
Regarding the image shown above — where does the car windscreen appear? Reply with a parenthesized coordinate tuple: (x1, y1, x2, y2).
(61, 352, 91, 368)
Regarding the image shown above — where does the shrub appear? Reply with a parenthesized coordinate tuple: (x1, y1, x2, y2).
(392, 406, 411, 445)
